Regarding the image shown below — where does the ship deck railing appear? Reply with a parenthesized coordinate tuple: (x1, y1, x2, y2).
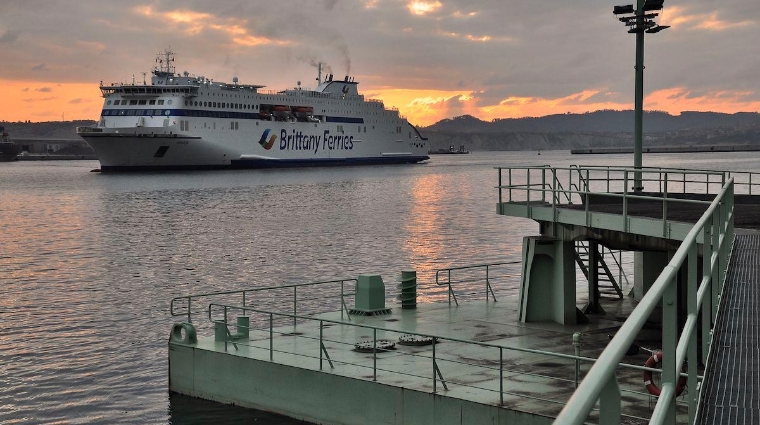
(493, 165, 736, 424)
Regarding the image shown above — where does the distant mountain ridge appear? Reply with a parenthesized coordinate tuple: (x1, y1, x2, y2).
(422, 110, 760, 152)
(424, 110, 760, 134)
(1, 120, 95, 140)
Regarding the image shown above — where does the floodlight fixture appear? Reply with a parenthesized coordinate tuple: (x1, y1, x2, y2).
(643, 0, 665, 11)
(614, 4, 634, 15)
(646, 25, 670, 33)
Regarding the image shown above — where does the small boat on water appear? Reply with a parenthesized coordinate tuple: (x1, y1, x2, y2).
(77, 50, 429, 171)
(429, 145, 469, 155)
(0, 126, 21, 162)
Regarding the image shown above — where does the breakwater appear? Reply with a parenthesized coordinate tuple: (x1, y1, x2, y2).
(571, 144, 760, 154)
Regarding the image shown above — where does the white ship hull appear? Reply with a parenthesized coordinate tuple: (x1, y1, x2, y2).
(80, 120, 428, 171)
(78, 51, 428, 171)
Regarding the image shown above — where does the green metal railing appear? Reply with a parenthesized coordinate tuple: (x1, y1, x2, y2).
(554, 178, 735, 424)
(497, 165, 758, 212)
(497, 166, 738, 240)
(574, 241, 630, 299)
(434, 261, 521, 305)
(569, 165, 759, 195)
(205, 302, 685, 421)
(170, 278, 358, 324)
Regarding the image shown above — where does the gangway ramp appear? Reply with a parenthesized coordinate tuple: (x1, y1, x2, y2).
(697, 234, 760, 424)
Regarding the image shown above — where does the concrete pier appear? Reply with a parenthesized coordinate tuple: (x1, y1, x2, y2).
(169, 288, 664, 424)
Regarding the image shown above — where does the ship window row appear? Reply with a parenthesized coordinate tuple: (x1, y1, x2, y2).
(109, 99, 168, 106)
(101, 87, 194, 96)
(178, 119, 242, 132)
(186, 100, 258, 110)
(102, 109, 173, 117)
(101, 108, 366, 124)
(101, 109, 257, 119)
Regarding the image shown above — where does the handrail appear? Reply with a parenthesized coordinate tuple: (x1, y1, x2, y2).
(568, 165, 759, 195)
(497, 166, 727, 240)
(498, 166, 721, 201)
(554, 178, 735, 424)
(602, 247, 632, 290)
(206, 301, 687, 415)
(434, 261, 521, 305)
(170, 278, 358, 323)
(575, 241, 630, 298)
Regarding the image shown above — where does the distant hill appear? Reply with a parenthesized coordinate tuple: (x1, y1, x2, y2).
(1, 120, 96, 140)
(422, 110, 760, 152)
(424, 111, 760, 134)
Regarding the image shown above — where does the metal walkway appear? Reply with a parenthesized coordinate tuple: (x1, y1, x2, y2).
(698, 234, 760, 424)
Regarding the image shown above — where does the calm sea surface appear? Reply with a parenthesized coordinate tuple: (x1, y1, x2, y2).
(1, 150, 758, 424)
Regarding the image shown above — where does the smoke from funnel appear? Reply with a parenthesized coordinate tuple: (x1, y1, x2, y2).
(297, 55, 333, 76)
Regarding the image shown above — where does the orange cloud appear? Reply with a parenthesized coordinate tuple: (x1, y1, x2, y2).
(645, 87, 760, 114)
(0, 79, 101, 122)
(665, 6, 755, 31)
(132, 5, 288, 47)
(365, 88, 481, 126)
(435, 29, 513, 43)
(480, 90, 629, 119)
(408, 1, 442, 16)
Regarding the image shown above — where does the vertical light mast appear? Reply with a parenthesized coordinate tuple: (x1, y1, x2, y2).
(614, 0, 669, 191)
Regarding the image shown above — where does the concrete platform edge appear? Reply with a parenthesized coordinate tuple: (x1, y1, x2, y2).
(169, 343, 553, 425)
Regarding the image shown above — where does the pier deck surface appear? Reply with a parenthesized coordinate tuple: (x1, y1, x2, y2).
(565, 193, 760, 230)
(178, 291, 678, 424)
(698, 234, 760, 424)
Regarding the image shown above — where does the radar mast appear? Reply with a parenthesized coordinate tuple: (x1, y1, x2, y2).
(153, 49, 176, 77)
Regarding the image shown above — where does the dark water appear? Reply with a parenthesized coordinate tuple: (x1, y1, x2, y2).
(1, 151, 758, 424)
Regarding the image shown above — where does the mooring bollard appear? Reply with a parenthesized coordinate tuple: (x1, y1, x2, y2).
(397, 270, 417, 309)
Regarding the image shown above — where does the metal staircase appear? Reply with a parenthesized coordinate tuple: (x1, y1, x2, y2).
(574, 241, 625, 299)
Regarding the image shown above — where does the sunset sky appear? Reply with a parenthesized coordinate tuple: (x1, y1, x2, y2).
(1, 0, 759, 126)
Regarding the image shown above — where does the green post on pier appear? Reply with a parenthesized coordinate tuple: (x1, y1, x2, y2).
(633, 0, 645, 192)
(614, 0, 669, 191)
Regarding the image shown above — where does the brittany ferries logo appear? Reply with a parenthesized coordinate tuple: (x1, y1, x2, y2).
(258, 129, 277, 150)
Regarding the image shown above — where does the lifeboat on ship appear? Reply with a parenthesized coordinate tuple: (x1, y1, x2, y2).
(293, 106, 314, 121)
(272, 105, 291, 121)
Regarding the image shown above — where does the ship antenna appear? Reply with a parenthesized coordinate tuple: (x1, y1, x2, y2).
(154, 49, 176, 75)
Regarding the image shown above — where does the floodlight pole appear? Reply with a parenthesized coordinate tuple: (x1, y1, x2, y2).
(633, 0, 645, 192)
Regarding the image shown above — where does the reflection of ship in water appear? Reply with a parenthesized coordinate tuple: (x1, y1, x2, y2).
(429, 145, 469, 155)
(0, 126, 21, 162)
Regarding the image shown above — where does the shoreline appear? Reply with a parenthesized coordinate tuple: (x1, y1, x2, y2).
(14, 154, 98, 161)
(571, 144, 760, 154)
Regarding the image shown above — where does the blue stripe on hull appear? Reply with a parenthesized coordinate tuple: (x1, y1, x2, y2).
(97, 156, 429, 172)
(230, 156, 429, 169)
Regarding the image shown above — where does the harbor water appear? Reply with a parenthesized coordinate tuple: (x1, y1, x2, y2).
(2, 150, 759, 424)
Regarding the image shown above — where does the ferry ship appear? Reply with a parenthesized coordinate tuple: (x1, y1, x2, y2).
(77, 51, 429, 171)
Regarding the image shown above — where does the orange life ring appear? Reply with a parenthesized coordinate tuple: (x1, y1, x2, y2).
(643, 351, 687, 397)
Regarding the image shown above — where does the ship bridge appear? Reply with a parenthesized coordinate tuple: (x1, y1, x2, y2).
(100, 84, 199, 98)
